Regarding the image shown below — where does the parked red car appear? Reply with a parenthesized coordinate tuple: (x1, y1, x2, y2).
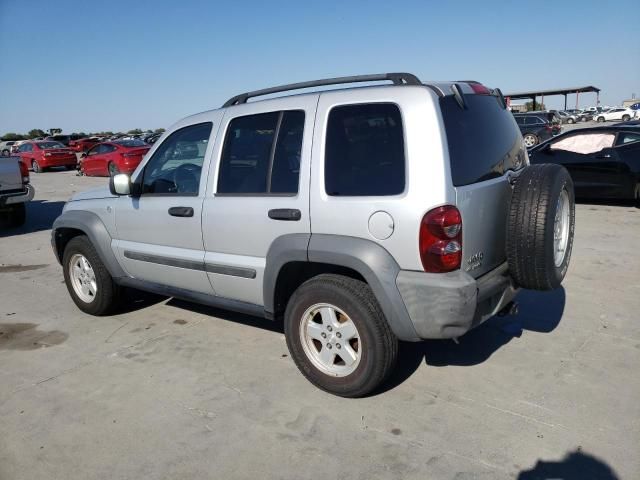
(15, 141, 77, 173)
(80, 140, 150, 177)
(69, 137, 100, 153)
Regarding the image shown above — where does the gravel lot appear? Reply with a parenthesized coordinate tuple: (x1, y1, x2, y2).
(1, 170, 639, 480)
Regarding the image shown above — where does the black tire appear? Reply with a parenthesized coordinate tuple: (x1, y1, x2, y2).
(62, 236, 121, 315)
(597, 116, 605, 123)
(108, 162, 119, 177)
(622, 114, 630, 122)
(8, 203, 26, 227)
(1, 149, 9, 156)
(284, 274, 398, 398)
(567, 118, 575, 124)
(31, 159, 41, 173)
(507, 164, 575, 291)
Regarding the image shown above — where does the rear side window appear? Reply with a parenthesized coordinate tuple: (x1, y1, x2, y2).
(217, 110, 305, 194)
(325, 103, 405, 196)
(441, 94, 522, 186)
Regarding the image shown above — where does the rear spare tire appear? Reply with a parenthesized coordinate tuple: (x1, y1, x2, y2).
(507, 164, 575, 290)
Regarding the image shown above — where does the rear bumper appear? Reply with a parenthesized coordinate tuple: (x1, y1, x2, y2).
(396, 263, 518, 339)
(41, 156, 77, 167)
(0, 185, 35, 207)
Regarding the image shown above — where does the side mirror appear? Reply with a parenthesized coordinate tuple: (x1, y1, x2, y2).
(109, 173, 131, 196)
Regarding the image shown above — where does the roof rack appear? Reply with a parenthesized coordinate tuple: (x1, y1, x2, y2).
(222, 73, 422, 107)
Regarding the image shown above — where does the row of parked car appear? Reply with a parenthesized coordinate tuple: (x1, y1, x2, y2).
(0, 132, 162, 177)
(513, 107, 639, 147)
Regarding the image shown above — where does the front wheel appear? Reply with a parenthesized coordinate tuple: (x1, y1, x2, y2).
(567, 118, 575, 124)
(62, 236, 121, 315)
(597, 116, 605, 123)
(622, 114, 630, 122)
(284, 274, 398, 397)
(1, 149, 9, 156)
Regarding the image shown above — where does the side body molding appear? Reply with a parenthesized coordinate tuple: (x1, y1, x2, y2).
(51, 210, 127, 279)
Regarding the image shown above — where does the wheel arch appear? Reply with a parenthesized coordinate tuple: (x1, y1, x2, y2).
(52, 210, 126, 279)
(264, 234, 420, 341)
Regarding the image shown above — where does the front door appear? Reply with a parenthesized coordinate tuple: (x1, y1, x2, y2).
(113, 121, 217, 294)
(201, 96, 317, 307)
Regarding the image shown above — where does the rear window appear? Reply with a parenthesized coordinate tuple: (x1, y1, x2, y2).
(115, 139, 147, 147)
(440, 94, 522, 186)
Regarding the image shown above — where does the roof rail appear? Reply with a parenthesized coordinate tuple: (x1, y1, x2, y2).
(222, 73, 422, 107)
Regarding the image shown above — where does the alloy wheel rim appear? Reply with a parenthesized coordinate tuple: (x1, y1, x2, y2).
(69, 253, 97, 303)
(299, 303, 361, 377)
(523, 135, 536, 147)
(553, 189, 571, 267)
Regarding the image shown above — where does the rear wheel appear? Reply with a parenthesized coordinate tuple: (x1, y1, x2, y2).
(7, 203, 26, 227)
(31, 159, 42, 173)
(284, 274, 398, 397)
(523, 133, 539, 148)
(622, 114, 630, 122)
(108, 162, 119, 177)
(567, 117, 575, 124)
(62, 236, 121, 315)
(597, 116, 605, 123)
(507, 164, 575, 291)
(1, 149, 9, 156)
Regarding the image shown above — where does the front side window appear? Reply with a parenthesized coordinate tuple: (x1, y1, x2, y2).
(217, 110, 305, 194)
(550, 133, 615, 155)
(141, 122, 212, 195)
(325, 103, 405, 196)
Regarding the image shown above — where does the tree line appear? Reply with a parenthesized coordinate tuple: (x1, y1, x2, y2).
(1, 128, 166, 141)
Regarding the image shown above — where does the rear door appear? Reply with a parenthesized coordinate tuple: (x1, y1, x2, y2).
(201, 96, 316, 307)
(83, 144, 104, 175)
(440, 92, 526, 278)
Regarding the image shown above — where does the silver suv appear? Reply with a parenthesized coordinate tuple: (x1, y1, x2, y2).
(52, 73, 575, 397)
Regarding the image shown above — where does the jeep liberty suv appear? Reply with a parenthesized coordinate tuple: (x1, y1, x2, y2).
(52, 73, 575, 397)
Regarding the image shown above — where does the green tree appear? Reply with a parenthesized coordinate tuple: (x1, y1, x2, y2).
(1, 133, 26, 141)
(127, 128, 143, 135)
(27, 129, 47, 139)
(154, 128, 165, 134)
(48, 128, 62, 135)
(525, 101, 545, 112)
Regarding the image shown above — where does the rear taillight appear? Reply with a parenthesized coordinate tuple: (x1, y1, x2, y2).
(469, 83, 491, 95)
(545, 125, 553, 132)
(419, 205, 462, 273)
(19, 161, 29, 184)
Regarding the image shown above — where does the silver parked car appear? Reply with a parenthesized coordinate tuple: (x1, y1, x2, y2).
(52, 73, 575, 396)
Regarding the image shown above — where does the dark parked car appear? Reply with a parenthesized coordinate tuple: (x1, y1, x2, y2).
(529, 126, 640, 204)
(513, 113, 555, 148)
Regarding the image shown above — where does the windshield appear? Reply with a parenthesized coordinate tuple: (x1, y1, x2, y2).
(115, 139, 147, 147)
(38, 141, 66, 149)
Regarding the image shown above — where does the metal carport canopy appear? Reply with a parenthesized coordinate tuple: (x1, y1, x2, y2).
(505, 86, 601, 109)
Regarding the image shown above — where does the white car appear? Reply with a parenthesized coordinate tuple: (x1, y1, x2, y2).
(595, 108, 636, 123)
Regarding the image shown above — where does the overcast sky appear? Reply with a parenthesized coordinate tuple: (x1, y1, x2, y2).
(1, 0, 638, 134)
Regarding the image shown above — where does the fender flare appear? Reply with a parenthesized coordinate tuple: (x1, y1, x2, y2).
(264, 233, 420, 341)
(51, 209, 126, 279)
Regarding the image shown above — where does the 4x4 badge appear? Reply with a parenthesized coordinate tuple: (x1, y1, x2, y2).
(466, 252, 484, 271)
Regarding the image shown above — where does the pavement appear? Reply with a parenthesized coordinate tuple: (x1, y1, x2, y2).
(0, 170, 638, 480)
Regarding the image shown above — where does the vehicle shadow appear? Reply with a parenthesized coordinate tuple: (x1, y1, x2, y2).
(517, 450, 619, 479)
(0, 200, 65, 237)
(165, 298, 284, 335)
(577, 197, 638, 209)
(380, 287, 566, 393)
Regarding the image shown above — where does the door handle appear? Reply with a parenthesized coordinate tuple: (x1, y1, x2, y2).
(595, 154, 611, 159)
(268, 208, 301, 221)
(168, 206, 194, 217)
